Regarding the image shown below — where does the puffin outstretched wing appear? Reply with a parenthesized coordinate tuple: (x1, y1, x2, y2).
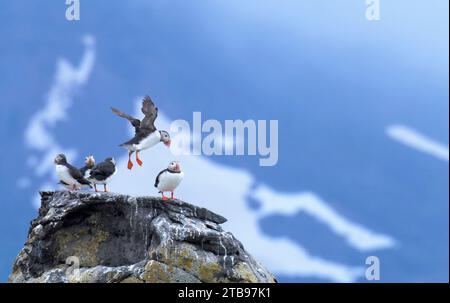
(140, 95, 158, 132)
(111, 107, 141, 132)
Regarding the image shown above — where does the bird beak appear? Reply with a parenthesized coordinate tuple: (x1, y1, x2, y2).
(175, 163, 180, 171)
(164, 140, 171, 147)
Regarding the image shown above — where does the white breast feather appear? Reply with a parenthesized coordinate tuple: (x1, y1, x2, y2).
(134, 131, 160, 151)
(83, 169, 91, 179)
(157, 171, 184, 192)
(56, 165, 80, 186)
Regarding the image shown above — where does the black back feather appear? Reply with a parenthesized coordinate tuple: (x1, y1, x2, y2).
(89, 161, 116, 181)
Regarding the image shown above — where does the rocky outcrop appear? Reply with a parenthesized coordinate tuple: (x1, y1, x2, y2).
(9, 191, 276, 283)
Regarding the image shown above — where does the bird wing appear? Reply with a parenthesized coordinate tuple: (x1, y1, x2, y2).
(90, 162, 115, 181)
(154, 169, 167, 188)
(140, 96, 158, 132)
(67, 164, 92, 186)
(111, 107, 141, 133)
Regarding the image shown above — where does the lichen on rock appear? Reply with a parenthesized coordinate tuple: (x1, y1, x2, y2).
(9, 191, 276, 283)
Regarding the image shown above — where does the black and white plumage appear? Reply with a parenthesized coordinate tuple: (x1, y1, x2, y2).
(88, 157, 117, 192)
(111, 95, 171, 170)
(79, 155, 96, 179)
(154, 161, 184, 200)
(54, 154, 92, 191)
(59, 155, 96, 189)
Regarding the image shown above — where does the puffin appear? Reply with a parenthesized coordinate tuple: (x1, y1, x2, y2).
(111, 95, 171, 170)
(88, 157, 117, 192)
(59, 155, 95, 189)
(54, 154, 92, 191)
(79, 155, 96, 179)
(154, 161, 184, 200)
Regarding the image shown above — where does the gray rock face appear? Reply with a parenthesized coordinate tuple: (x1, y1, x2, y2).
(9, 191, 276, 283)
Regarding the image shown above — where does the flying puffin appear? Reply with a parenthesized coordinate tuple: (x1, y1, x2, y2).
(54, 154, 92, 191)
(154, 161, 184, 200)
(88, 157, 117, 192)
(111, 95, 171, 170)
(59, 155, 95, 189)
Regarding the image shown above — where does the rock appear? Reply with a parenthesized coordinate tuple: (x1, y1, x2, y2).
(9, 191, 276, 283)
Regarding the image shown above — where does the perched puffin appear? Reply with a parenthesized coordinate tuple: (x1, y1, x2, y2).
(79, 155, 96, 179)
(154, 161, 184, 200)
(59, 155, 95, 189)
(54, 154, 92, 191)
(88, 157, 117, 192)
(111, 95, 171, 170)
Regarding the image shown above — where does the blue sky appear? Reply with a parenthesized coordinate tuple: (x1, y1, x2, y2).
(0, 0, 448, 282)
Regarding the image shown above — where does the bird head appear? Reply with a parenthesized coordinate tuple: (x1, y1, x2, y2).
(105, 157, 116, 166)
(85, 155, 95, 168)
(159, 130, 171, 147)
(54, 154, 67, 165)
(168, 161, 181, 172)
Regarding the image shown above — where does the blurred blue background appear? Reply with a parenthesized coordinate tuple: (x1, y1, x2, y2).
(0, 0, 448, 282)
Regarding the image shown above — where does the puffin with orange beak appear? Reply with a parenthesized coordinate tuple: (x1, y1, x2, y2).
(154, 161, 184, 200)
(111, 95, 171, 169)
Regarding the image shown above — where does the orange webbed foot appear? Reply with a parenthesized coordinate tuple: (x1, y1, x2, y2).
(127, 160, 133, 170)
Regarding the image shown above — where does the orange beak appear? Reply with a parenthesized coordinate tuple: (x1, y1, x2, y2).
(164, 140, 171, 147)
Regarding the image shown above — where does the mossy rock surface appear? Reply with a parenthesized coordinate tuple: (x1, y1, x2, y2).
(9, 191, 276, 283)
